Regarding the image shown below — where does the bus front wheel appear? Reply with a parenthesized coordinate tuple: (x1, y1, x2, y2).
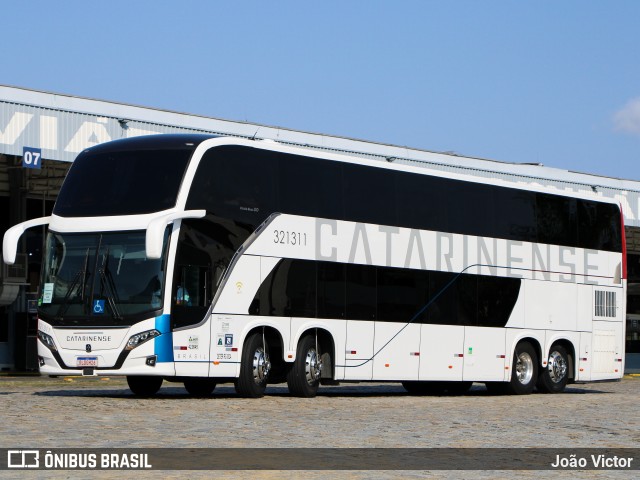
(127, 376, 163, 396)
(235, 332, 270, 398)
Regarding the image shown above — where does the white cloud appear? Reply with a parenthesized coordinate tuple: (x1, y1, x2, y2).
(613, 97, 640, 136)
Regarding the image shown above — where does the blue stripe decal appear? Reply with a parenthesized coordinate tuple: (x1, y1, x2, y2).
(154, 314, 173, 363)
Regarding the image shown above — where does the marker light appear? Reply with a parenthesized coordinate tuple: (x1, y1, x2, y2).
(125, 329, 160, 351)
(37, 330, 57, 351)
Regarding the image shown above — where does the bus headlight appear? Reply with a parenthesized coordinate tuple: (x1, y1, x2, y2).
(37, 330, 57, 351)
(126, 329, 160, 350)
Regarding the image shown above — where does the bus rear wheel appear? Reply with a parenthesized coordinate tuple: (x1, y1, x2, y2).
(235, 332, 270, 398)
(127, 376, 163, 396)
(505, 342, 538, 395)
(536, 345, 569, 393)
(184, 378, 217, 396)
(287, 335, 321, 398)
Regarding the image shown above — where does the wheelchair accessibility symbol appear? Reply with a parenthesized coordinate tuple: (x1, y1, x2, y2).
(93, 299, 105, 314)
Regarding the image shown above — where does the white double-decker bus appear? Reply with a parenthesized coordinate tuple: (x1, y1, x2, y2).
(3, 135, 627, 397)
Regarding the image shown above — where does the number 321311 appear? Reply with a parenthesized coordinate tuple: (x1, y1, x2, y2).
(274, 229, 307, 246)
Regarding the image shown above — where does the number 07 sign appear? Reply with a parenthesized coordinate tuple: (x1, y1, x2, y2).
(22, 146, 42, 169)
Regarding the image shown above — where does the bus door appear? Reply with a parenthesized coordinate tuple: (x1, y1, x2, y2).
(171, 264, 212, 376)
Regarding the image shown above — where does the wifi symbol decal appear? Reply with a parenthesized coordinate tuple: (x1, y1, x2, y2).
(235, 281, 243, 293)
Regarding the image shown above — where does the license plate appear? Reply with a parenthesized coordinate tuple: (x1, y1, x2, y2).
(76, 356, 98, 367)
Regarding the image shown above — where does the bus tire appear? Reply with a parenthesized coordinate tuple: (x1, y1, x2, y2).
(287, 335, 321, 398)
(184, 378, 217, 396)
(506, 342, 538, 395)
(235, 332, 270, 398)
(127, 376, 163, 396)
(402, 381, 446, 395)
(536, 344, 569, 393)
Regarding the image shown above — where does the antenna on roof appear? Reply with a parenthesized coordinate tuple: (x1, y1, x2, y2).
(250, 127, 261, 141)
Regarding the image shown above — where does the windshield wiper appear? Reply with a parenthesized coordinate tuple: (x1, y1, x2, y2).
(55, 247, 91, 320)
(97, 247, 123, 320)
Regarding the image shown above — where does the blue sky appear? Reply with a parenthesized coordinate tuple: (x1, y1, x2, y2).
(2, 1, 639, 180)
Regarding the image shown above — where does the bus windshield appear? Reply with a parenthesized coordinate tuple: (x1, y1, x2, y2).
(38, 229, 169, 325)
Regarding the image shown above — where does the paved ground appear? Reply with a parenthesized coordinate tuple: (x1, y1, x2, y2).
(1, 375, 639, 479)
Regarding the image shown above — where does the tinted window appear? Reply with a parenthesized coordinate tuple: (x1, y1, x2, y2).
(427, 271, 458, 325)
(55, 149, 192, 217)
(396, 171, 449, 233)
(251, 259, 316, 317)
(578, 200, 621, 251)
(346, 264, 377, 320)
(493, 188, 537, 242)
(279, 155, 343, 220)
(377, 267, 429, 322)
(456, 274, 478, 326)
(317, 262, 345, 318)
(188, 145, 621, 252)
(187, 146, 277, 229)
(250, 259, 521, 326)
(476, 275, 521, 327)
(537, 194, 577, 246)
(449, 182, 496, 239)
(344, 163, 396, 226)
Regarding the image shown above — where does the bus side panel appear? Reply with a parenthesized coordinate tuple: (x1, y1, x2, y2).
(576, 332, 592, 381)
(173, 321, 210, 377)
(210, 314, 242, 378)
(419, 324, 464, 381)
(576, 284, 593, 332)
(212, 255, 262, 315)
(462, 327, 506, 382)
(343, 320, 374, 380)
(524, 280, 578, 332)
(372, 322, 420, 380)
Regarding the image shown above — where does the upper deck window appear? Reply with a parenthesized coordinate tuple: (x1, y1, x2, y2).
(54, 148, 193, 217)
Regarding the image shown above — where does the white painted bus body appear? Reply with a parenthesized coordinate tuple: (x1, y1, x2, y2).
(9, 136, 625, 389)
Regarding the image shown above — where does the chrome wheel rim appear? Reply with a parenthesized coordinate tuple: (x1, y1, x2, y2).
(515, 351, 534, 385)
(252, 346, 270, 385)
(548, 351, 567, 383)
(305, 348, 322, 385)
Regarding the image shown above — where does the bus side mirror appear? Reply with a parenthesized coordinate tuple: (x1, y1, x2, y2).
(145, 210, 206, 259)
(2, 217, 51, 265)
